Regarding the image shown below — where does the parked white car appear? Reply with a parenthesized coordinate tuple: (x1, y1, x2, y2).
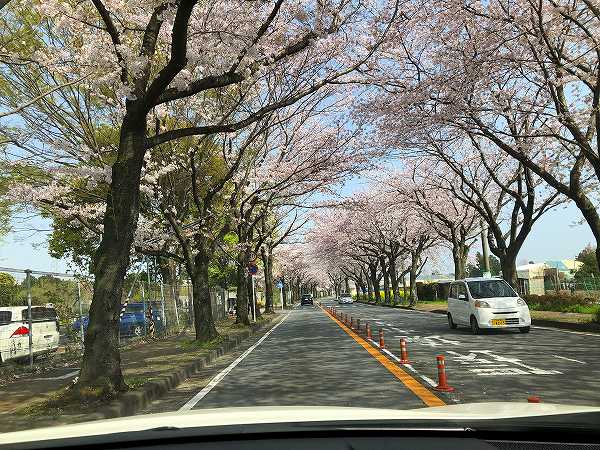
(337, 293, 353, 304)
(0, 306, 60, 363)
(447, 277, 531, 334)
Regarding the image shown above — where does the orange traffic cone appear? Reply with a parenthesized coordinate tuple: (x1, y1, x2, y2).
(399, 338, 410, 364)
(434, 355, 455, 392)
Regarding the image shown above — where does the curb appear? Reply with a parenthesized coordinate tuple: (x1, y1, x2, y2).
(64, 315, 283, 423)
(355, 300, 600, 334)
(531, 318, 600, 333)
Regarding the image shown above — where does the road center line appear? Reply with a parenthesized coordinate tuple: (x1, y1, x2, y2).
(320, 306, 445, 407)
(179, 313, 291, 411)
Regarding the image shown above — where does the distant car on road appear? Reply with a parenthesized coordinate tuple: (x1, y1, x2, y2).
(72, 302, 165, 337)
(300, 294, 313, 306)
(337, 293, 353, 304)
(0, 306, 60, 363)
(447, 277, 531, 334)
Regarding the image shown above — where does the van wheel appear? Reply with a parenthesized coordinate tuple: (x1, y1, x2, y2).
(132, 325, 143, 336)
(519, 326, 530, 333)
(447, 313, 457, 329)
(470, 316, 481, 335)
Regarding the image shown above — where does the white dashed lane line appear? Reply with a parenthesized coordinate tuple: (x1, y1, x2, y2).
(178, 313, 291, 411)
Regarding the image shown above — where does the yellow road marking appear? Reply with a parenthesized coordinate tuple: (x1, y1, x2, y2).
(321, 306, 446, 407)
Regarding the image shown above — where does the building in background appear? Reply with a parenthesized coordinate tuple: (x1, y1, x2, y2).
(517, 259, 583, 295)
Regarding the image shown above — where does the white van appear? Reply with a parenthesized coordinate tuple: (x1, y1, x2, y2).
(0, 306, 60, 363)
(447, 277, 531, 334)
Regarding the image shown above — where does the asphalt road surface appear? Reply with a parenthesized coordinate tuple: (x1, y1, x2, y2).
(139, 299, 600, 414)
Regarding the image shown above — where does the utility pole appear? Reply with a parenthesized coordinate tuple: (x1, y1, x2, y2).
(25, 270, 33, 368)
(77, 280, 84, 348)
(251, 275, 257, 323)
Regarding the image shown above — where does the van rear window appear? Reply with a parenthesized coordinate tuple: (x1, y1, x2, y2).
(21, 307, 57, 322)
(0, 311, 11, 324)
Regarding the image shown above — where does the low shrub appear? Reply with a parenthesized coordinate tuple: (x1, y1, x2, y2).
(523, 294, 599, 313)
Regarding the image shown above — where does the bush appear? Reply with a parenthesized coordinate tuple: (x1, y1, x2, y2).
(523, 294, 599, 313)
(416, 282, 437, 301)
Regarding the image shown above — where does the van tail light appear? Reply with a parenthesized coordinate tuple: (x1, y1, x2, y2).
(11, 326, 29, 337)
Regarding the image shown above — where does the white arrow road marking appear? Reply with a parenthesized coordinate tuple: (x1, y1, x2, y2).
(472, 350, 562, 375)
(446, 351, 499, 365)
(470, 367, 529, 376)
(428, 336, 462, 346)
(553, 355, 586, 364)
(179, 313, 291, 411)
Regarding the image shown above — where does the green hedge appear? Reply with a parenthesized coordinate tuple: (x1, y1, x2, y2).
(523, 294, 600, 314)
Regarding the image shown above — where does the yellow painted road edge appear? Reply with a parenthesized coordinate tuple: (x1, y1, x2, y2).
(320, 305, 445, 407)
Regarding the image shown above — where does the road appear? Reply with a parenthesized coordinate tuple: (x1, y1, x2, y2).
(139, 299, 600, 414)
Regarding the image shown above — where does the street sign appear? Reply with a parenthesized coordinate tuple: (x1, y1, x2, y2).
(276, 280, 284, 289)
(248, 264, 258, 275)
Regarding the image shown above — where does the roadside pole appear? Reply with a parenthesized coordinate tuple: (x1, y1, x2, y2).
(171, 284, 180, 327)
(188, 280, 194, 326)
(251, 275, 257, 323)
(159, 282, 167, 332)
(77, 280, 84, 348)
(25, 269, 33, 368)
(141, 282, 147, 336)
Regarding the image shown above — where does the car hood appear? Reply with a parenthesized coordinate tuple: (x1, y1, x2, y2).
(2, 403, 599, 444)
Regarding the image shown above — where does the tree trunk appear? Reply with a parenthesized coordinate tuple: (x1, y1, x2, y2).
(192, 250, 218, 341)
(369, 264, 381, 303)
(409, 253, 419, 306)
(499, 254, 518, 289)
(452, 241, 468, 280)
(261, 247, 274, 313)
(366, 273, 373, 301)
(235, 252, 250, 325)
(380, 256, 390, 304)
(78, 114, 146, 394)
(389, 257, 399, 304)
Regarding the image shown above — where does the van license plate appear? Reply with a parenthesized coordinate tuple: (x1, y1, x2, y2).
(491, 319, 506, 326)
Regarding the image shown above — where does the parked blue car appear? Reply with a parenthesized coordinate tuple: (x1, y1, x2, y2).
(72, 302, 165, 337)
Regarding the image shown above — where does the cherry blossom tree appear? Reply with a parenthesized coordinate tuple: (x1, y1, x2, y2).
(383, 164, 479, 280)
(8, 0, 402, 393)
(359, 0, 600, 269)
(305, 182, 440, 305)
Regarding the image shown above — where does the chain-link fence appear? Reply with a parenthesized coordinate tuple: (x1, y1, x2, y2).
(543, 277, 600, 299)
(0, 267, 231, 367)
